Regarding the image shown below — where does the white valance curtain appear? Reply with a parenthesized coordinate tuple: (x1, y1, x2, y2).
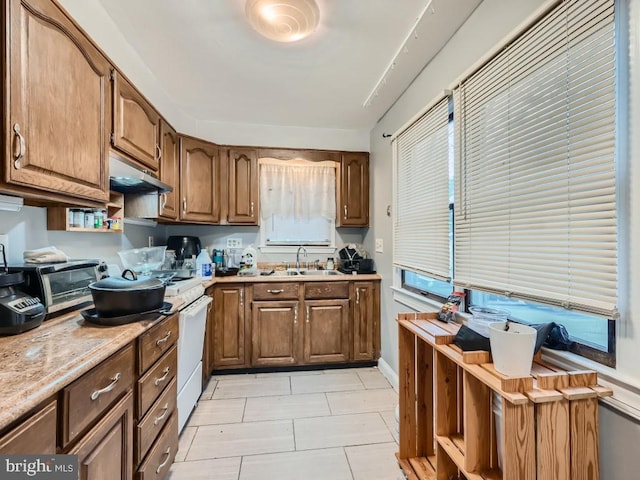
(453, 0, 617, 317)
(259, 159, 336, 220)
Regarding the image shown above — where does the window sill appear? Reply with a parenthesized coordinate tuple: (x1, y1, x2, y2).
(391, 286, 444, 312)
(391, 286, 640, 421)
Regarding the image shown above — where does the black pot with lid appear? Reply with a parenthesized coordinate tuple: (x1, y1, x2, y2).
(88, 269, 168, 319)
(0, 244, 46, 335)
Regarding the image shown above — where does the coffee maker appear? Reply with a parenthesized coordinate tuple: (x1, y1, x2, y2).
(0, 245, 45, 335)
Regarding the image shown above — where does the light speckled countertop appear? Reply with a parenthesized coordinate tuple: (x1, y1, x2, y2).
(210, 273, 381, 283)
(0, 310, 167, 432)
(0, 273, 380, 432)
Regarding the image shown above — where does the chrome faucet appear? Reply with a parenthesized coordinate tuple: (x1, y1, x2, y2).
(295, 246, 308, 270)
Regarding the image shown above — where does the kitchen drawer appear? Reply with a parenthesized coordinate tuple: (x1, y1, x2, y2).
(138, 314, 178, 375)
(304, 281, 350, 299)
(136, 377, 177, 466)
(252, 282, 299, 300)
(61, 343, 135, 448)
(0, 400, 56, 454)
(137, 412, 178, 480)
(137, 346, 177, 419)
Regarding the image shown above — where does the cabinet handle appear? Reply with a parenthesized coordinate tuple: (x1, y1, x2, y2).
(90, 372, 121, 401)
(182, 198, 187, 215)
(240, 289, 244, 307)
(155, 447, 171, 474)
(266, 289, 284, 294)
(343, 205, 348, 220)
(306, 305, 310, 323)
(154, 366, 171, 386)
(13, 124, 25, 169)
(250, 201, 254, 216)
(156, 331, 172, 346)
(153, 404, 169, 425)
(294, 305, 298, 325)
(156, 144, 162, 162)
(356, 288, 360, 304)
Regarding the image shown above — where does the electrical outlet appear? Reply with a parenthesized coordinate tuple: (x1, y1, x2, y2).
(148, 236, 154, 247)
(375, 238, 383, 253)
(227, 238, 242, 248)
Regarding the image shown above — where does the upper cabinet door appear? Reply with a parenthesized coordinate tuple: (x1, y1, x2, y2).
(5, 0, 110, 202)
(227, 148, 259, 224)
(338, 152, 369, 227)
(111, 70, 160, 172)
(158, 120, 179, 220)
(180, 136, 220, 224)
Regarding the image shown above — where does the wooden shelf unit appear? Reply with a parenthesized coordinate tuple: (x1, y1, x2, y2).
(397, 312, 613, 480)
(47, 192, 124, 233)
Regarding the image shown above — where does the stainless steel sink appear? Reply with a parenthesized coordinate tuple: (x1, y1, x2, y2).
(272, 270, 301, 276)
(298, 270, 342, 276)
(271, 269, 343, 277)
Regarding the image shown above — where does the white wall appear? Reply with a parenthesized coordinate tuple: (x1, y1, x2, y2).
(368, 0, 640, 478)
(0, 206, 157, 266)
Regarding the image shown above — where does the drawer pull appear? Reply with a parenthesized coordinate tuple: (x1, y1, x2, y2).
(90, 372, 121, 401)
(155, 447, 171, 474)
(266, 289, 284, 294)
(153, 404, 170, 425)
(156, 331, 172, 346)
(154, 367, 171, 386)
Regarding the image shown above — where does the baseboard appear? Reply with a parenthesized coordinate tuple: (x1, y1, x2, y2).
(377, 357, 399, 392)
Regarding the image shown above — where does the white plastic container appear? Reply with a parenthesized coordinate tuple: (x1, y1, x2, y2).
(488, 321, 537, 377)
(195, 248, 213, 279)
(468, 306, 509, 337)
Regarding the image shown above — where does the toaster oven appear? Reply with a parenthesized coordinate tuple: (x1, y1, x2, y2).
(8, 260, 107, 318)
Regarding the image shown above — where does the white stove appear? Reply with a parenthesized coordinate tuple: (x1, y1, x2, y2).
(164, 275, 212, 433)
(164, 276, 202, 297)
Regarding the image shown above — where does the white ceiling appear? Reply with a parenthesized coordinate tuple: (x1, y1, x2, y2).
(97, 0, 481, 132)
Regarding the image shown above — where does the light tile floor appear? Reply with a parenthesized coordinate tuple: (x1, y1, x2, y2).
(169, 367, 404, 480)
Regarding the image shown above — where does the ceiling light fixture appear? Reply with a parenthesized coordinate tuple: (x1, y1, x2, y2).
(245, 0, 320, 43)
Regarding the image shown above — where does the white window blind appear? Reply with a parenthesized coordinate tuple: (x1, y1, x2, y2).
(454, 0, 617, 317)
(394, 96, 451, 282)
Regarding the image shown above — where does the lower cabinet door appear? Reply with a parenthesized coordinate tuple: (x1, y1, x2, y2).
(303, 299, 350, 364)
(251, 301, 299, 366)
(353, 282, 376, 361)
(137, 412, 178, 480)
(69, 391, 134, 480)
(0, 400, 56, 454)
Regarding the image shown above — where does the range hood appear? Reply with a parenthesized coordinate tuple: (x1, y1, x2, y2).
(109, 154, 172, 194)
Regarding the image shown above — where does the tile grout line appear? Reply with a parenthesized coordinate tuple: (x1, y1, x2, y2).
(342, 446, 357, 480)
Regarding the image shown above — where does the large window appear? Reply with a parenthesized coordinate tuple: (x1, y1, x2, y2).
(259, 159, 336, 247)
(394, 0, 618, 364)
(394, 97, 453, 298)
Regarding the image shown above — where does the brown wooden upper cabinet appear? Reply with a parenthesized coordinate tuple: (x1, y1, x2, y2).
(226, 148, 259, 224)
(338, 152, 369, 227)
(158, 120, 179, 220)
(3, 0, 111, 203)
(180, 136, 221, 223)
(111, 70, 161, 172)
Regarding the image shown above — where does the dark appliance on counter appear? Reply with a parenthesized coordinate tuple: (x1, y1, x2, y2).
(166, 236, 202, 262)
(0, 245, 46, 335)
(337, 246, 376, 274)
(9, 260, 106, 319)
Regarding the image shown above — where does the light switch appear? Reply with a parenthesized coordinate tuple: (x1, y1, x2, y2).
(375, 238, 383, 253)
